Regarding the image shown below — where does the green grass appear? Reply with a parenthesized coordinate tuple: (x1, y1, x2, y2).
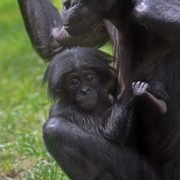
(0, 0, 112, 179)
(0, 0, 69, 179)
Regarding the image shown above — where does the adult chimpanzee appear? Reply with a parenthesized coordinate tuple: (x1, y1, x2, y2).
(52, 1, 180, 179)
(43, 47, 166, 180)
(18, 0, 180, 179)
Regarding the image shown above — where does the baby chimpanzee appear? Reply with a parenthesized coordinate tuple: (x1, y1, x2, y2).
(43, 47, 166, 180)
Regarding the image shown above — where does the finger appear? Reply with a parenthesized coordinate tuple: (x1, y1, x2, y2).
(136, 81, 141, 88)
(132, 82, 135, 88)
(143, 83, 149, 91)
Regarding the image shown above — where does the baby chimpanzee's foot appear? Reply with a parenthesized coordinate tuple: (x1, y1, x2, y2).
(132, 81, 149, 96)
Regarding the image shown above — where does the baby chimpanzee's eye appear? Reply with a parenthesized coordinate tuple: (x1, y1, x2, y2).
(86, 74, 95, 82)
(70, 78, 80, 88)
(63, 0, 71, 10)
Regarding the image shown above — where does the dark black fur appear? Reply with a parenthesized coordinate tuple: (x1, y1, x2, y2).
(106, 2, 180, 179)
(43, 47, 161, 180)
(43, 47, 116, 99)
(57, 1, 180, 179)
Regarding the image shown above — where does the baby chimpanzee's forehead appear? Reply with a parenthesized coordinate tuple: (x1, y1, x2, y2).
(65, 69, 97, 79)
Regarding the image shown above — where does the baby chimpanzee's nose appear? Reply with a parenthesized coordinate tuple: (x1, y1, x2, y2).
(80, 87, 90, 95)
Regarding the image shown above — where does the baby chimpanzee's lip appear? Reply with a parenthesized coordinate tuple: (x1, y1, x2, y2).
(76, 98, 97, 111)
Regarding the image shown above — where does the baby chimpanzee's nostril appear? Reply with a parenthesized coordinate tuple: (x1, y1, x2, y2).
(81, 87, 90, 95)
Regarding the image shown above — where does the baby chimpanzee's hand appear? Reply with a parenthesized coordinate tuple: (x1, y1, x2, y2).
(132, 81, 149, 96)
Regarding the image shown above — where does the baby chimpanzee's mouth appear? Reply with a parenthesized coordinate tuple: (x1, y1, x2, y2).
(76, 97, 97, 111)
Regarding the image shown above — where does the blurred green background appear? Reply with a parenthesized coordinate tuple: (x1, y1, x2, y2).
(0, 0, 69, 179)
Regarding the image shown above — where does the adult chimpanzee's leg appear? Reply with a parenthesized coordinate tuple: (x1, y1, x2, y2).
(43, 117, 160, 180)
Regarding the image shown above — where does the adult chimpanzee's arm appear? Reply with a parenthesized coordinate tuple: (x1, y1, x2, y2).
(43, 117, 160, 180)
(18, 0, 63, 61)
(132, 0, 180, 42)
